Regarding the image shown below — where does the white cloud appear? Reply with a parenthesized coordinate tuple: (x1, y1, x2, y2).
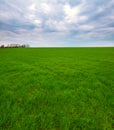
(64, 4, 80, 18)
(34, 19, 41, 24)
(28, 4, 36, 11)
(41, 3, 51, 14)
(46, 20, 68, 32)
(78, 25, 94, 31)
(63, 3, 87, 23)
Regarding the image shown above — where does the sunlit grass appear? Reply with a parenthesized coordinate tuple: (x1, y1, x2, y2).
(0, 48, 114, 130)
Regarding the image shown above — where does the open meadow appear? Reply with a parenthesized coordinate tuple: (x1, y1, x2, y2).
(0, 48, 114, 130)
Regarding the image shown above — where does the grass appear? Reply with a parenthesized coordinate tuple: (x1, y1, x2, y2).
(0, 47, 114, 130)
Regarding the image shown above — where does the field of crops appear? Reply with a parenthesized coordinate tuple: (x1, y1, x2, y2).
(0, 48, 114, 130)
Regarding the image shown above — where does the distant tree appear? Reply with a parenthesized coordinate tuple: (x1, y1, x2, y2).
(0, 43, 30, 48)
(0, 45, 4, 48)
(21, 44, 26, 48)
(21, 44, 30, 48)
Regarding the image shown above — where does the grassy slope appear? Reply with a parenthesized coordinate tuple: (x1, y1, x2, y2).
(0, 48, 114, 130)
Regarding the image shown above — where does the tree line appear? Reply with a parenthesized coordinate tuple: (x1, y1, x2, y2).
(0, 44, 29, 48)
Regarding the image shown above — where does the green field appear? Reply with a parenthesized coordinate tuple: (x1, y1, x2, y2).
(0, 48, 114, 130)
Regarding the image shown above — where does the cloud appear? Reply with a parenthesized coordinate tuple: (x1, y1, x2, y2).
(41, 3, 51, 14)
(63, 0, 88, 23)
(0, 0, 114, 46)
(29, 4, 36, 11)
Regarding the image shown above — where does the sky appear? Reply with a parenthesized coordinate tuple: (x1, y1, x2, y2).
(0, 0, 114, 47)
